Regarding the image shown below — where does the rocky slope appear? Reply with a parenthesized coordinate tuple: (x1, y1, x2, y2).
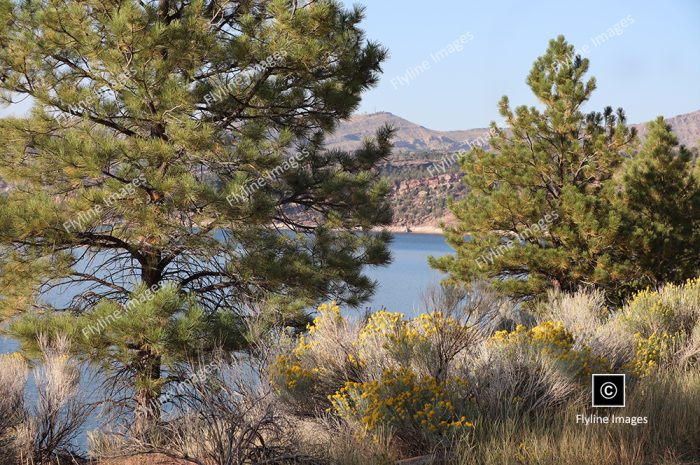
(362, 109, 700, 233)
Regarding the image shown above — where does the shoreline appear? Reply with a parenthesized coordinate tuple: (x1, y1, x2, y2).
(380, 225, 444, 235)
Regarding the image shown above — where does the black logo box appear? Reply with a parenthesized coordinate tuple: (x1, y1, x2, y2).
(592, 374, 625, 407)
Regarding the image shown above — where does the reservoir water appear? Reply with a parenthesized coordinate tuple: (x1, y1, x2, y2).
(361, 233, 451, 316)
(0, 233, 450, 354)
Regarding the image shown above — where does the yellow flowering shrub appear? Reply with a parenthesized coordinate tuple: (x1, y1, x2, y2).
(490, 321, 609, 377)
(622, 278, 700, 337)
(413, 311, 468, 339)
(307, 302, 343, 335)
(269, 284, 700, 456)
(357, 311, 415, 367)
(623, 278, 700, 337)
(356, 310, 473, 373)
(360, 311, 406, 340)
(269, 302, 349, 404)
(623, 291, 678, 336)
(358, 311, 469, 348)
(270, 353, 317, 394)
(618, 279, 700, 375)
(271, 304, 478, 446)
(628, 331, 681, 377)
(492, 321, 573, 349)
(329, 367, 473, 448)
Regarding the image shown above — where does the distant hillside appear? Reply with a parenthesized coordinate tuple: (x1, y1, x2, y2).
(2, 110, 698, 233)
(326, 112, 491, 153)
(632, 110, 700, 149)
(331, 109, 700, 152)
(356, 109, 700, 233)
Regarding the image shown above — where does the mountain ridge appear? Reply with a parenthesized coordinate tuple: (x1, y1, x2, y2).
(327, 109, 700, 153)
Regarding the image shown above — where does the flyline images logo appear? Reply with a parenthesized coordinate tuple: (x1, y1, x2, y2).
(577, 374, 648, 426)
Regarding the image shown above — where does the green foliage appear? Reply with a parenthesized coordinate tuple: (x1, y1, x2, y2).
(0, 0, 392, 423)
(431, 36, 700, 304)
(616, 118, 700, 286)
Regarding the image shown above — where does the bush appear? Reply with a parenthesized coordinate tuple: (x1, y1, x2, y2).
(0, 335, 91, 464)
(621, 278, 700, 337)
(0, 352, 28, 462)
(462, 321, 602, 421)
(619, 278, 700, 375)
(489, 321, 610, 379)
(270, 298, 482, 455)
(91, 351, 307, 465)
(542, 281, 700, 376)
(269, 302, 364, 415)
(329, 367, 474, 454)
(270, 289, 601, 457)
(453, 370, 700, 465)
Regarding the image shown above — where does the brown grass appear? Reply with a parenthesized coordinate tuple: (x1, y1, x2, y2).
(451, 370, 700, 465)
(96, 454, 195, 465)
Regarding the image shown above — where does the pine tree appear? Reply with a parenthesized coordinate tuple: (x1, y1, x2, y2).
(616, 117, 700, 286)
(430, 36, 681, 305)
(0, 0, 392, 428)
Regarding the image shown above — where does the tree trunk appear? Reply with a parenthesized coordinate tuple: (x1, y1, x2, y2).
(134, 252, 164, 434)
(134, 348, 163, 435)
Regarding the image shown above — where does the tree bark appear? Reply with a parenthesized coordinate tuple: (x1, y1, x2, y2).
(134, 252, 164, 434)
(134, 349, 163, 434)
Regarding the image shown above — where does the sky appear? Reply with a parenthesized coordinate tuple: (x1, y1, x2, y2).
(2, 1, 699, 130)
(341, 0, 700, 130)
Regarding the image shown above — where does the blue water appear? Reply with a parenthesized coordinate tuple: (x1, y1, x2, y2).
(361, 233, 451, 316)
(0, 232, 450, 353)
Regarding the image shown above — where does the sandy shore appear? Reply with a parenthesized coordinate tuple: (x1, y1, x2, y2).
(379, 225, 444, 234)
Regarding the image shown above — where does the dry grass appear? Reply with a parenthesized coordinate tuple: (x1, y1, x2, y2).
(1, 335, 91, 465)
(463, 344, 584, 420)
(96, 453, 194, 465)
(304, 370, 700, 465)
(453, 370, 700, 465)
(0, 351, 29, 461)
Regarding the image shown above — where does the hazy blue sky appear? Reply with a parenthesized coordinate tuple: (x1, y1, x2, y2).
(2, 1, 699, 130)
(342, 0, 700, 129)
